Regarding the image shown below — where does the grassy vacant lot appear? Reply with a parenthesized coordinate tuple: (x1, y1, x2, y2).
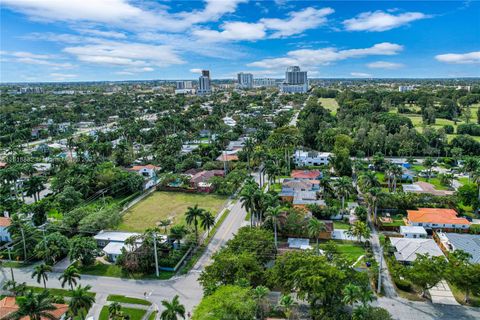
(333, 221, 351, 230)
(118, 191, 228, 232)
(319, 98, 339, 115)
(99, 306, 146, 320)
(107, 295, 151, 306)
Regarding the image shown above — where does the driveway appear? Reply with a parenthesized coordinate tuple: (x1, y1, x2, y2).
(429, 280, 459, 305)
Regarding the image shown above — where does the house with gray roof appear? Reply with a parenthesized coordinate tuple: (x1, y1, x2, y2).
(390, 237, 444, 264)
(436, 232, 480, 264)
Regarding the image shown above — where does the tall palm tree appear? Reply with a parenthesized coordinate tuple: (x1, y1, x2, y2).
(463, 157, 479, 183)
(68, 285, 95, 320)
(334, 176, 354, 212)
(59, 265, 81, 290)
(366, 187, 383, 222)
(200, 211, 215, 236)
(277, 294, 297, 320)
(159, 219, 172, 234)
(473, 168, 480, 214)
(160, 295, 185, 320)
(391, 165, 403, 192)
(243, 137, 255, 171)
(5, 290, 56, 320)
(23, 176, 45, 203)
(185, 204, 205, 243)
(240, 183, 258, 227)
(358, 171, 380, 194)
(31, 264, 52, 289)
(423, 157, 435, 181)
(265, 206, 282, 249)
(307, 218, 326, 255)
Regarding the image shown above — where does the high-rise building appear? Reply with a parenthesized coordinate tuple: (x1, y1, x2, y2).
(175, 81, 195, 94)
(237, 72, 253, 89)
(280, 66, 308, 93)
(197, 70, 211, 96)
(254, 78, 277, 88)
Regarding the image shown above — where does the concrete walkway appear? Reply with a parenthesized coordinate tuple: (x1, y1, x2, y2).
(429, 280, 459, 305)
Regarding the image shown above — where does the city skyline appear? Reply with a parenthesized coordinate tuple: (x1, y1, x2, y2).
(1, 0, 479, 82)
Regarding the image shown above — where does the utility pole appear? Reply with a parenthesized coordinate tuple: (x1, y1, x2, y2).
(20, 228, 27, 262)
(377, 245, 383, 294)
(7, 247, 15, 282)
(152, 232, 159, 277)
(42, 228, 48, 259)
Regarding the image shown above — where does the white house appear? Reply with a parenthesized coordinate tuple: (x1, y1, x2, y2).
(94, 230, 141, 262)
(293, 150, 332, 167)
(128, 164, 160, 190)
(400, 226, 427, 239)
(0, 217, 12, 242)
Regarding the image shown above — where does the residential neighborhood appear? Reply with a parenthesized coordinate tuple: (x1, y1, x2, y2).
(1, 1, 480, 320)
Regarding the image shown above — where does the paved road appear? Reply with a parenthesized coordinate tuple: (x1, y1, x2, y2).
(375, 297, 480, 320)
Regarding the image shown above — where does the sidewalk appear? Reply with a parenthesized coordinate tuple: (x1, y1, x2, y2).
(429, 280, 459, 305)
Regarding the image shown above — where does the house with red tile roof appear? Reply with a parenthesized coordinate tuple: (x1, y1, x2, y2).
(291, 170, 321, 180)
(407, 208, 470, 232)
(0, 296, 68, 320)
(127, 164, 160, 190)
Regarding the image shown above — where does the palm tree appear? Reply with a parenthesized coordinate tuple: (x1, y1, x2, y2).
(265, 206, 282, 249)
(185, 204, 205, 243)
(240, 182, 258, 227)
(358, 171, 380, 194)
(277, 294, 297, 320)
(59, 265, 81, 290)
(423, 157, 434, 181)
(342, 283, 361, 306)
(391, 165, 403, 192)
(23, 176, 45, 203)
(346, 221, 371, 245)
(243, 137, 255, 171)
(200, 211, 215, 236)
(463, 157, 479, 183)
(159, 219, 172, 234)
(31, 264, 52, 289)
(68, 285, 95, 320)
(366, 187, 383, 222)
(253, 286, 270, 320)
(160, 295, 185, 320)
(473, 168, 480, 214)
(334, 176, 354, 212)
(108, 302, 123, 320)
(307, 218, 326, 255)
(358, 286, 376, 307)
(6, 291, 56, 320)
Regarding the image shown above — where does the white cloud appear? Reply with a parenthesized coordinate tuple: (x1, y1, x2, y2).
(193, 22, 266, 42)
(261, 7, 334, 38)
(193, 7, 333, 42)
(367, 61, 404, 69)
(344, 10, 429, 32)
(2, 0, 247, 33)
(0, 50, 74, 68)
(63, 41, 184, 68)
(190, 68, 203, 74)
(49, 73, 78, 80)
(435, 51, 480, 64)
(350, 72, 372, 77)
(75, 28, 126, 39)
(248, 42, 403, 69)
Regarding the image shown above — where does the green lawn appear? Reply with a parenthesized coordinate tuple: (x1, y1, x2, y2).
(320, 241, 365, 264)
(79, 263, 174, 280)
(118, 191, 228, 232)
(333, 221, 351, 230)
(107, 295, 152, 306)
(417, 177, 450, 190)
(450, 283, 480, 307)
(99, 306, 146, 320)
(406, 114, 480, 142)
(318, 98, 339, 115)
(148, 311, 157, 320)
(27, 286, 96, 297)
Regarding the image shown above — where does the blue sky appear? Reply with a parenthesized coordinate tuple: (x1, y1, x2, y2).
(0, 0, 479, 82)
